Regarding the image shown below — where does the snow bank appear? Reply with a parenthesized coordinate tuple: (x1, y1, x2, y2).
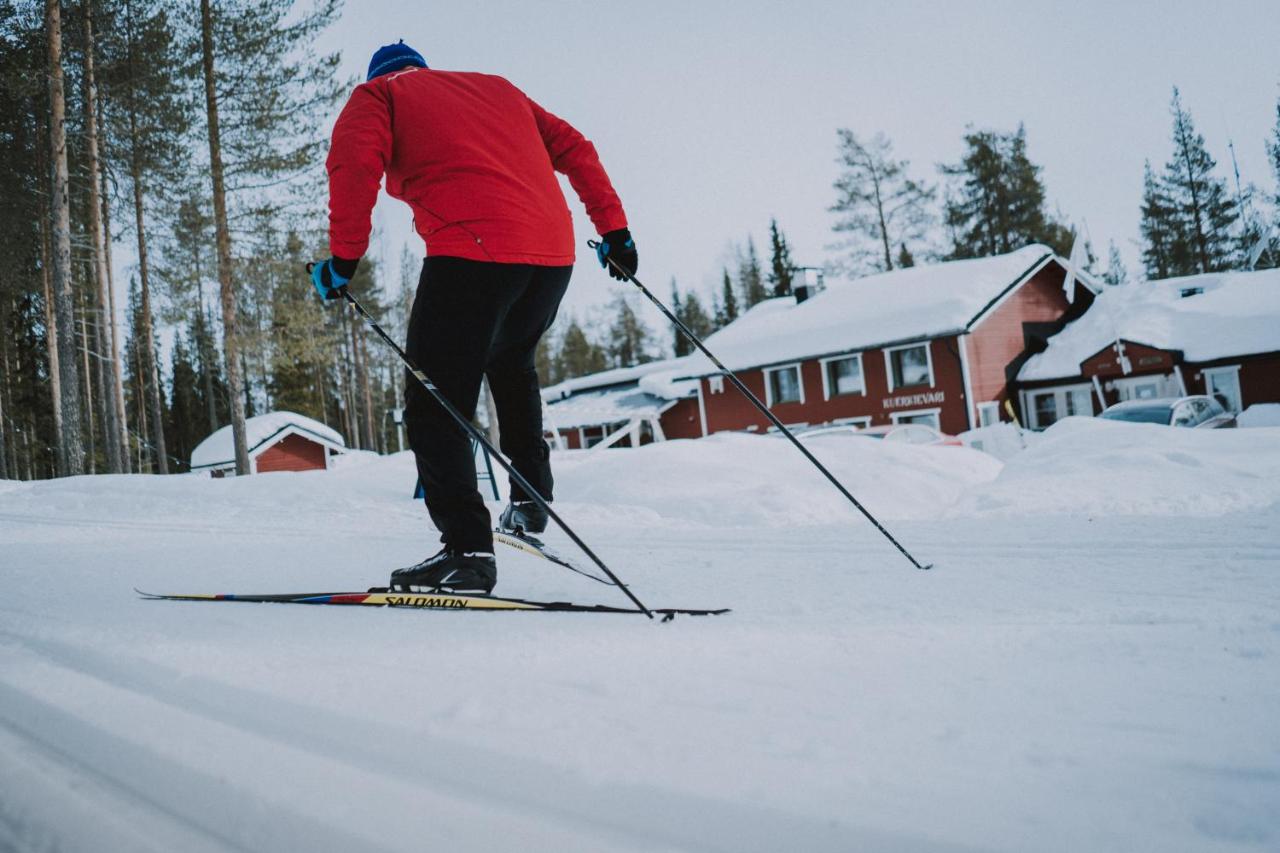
(1239, 403, 1280, 428)
(957, 422, 1034, 461)
(951, 416, 1280, 518)
(553, 432, 1002, 527)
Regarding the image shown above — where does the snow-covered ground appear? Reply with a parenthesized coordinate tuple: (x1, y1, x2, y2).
(2, 422, 1278, 852)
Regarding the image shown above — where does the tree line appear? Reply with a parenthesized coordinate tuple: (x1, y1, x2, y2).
(0, 0, 420, 482)
(829, 87, 1280, 283)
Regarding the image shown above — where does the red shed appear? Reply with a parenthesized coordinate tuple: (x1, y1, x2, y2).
(190, 412, 346, 477)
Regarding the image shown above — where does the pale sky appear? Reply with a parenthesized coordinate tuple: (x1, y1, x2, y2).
(319, 0, 1280, 331)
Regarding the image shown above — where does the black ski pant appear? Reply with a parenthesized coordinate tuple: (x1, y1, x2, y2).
(404, 256, 571, 554)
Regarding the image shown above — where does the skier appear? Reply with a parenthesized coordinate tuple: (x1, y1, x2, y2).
(310, 41, 637, 595)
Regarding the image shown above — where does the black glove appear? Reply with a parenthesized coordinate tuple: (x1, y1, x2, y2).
(596, 228, 637, 281)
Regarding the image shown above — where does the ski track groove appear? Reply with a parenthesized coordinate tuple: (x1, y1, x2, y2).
(0, 628, 982, 853)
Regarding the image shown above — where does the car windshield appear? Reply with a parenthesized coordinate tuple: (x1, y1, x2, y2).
(1101, 405, 1172, 425)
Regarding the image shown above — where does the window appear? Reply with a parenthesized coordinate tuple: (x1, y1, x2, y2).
(822, 355, 864, 398)
(1026, 384, 1094, 430)
(1032, 392, 1058, 428)
(1202, 366, 1242, 413)
(976, 402, 1000, 428)
(765, 364, 803, 406)
(892, 409, 941, 430)
(885, 343, 933, 390)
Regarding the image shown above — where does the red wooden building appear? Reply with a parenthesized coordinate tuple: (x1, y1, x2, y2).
(1016, 266, 1280, 428)
(190, 412, 346, 476)
(545, 245, 1097, 444)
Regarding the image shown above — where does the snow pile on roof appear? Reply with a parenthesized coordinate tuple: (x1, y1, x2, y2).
(544, 386, 674, 430)
(949, 416, 1280, 518)
(542, 359, 684, 402)
(669, 245, 1059, 376)
(1019, 267, 1280, 381)
(190, 411, 345, 469)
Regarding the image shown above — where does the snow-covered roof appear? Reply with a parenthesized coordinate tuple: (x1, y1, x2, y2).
(190, 411, 346, 470)
(541, 359, 687, 402)
(544, 386, 676, 430)
(668, 245, 1073, 377)
(1018, 267, 1280, 381)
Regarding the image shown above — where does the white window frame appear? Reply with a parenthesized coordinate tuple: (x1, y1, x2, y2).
(1020, 383, 1094, 430)
(819, 353, 865, 400)
(890, 407, 942, 429)
(976, 401, 1001, 427)
(708, 375, 725, 394)
(1112, 375, 1166, 402)
(1201, 365, 1242, 413)
(831, 416, 872, 429)
(883, 341, 935, 392)
(764, 362, 805, 407)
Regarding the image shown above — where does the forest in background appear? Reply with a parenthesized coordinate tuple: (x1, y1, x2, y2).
(2, 0, 1278, 480)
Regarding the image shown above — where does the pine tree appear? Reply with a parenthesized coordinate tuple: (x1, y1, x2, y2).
(1154, 88, 1238, 275)
(737, 238, 768, 308)
(167, 330, 201, 471)
(605, 295, 654, 368)
(677, 289, 714, 345)
(1140, 160, 1181, 280)
(1102, 241, 1129, 286)
(767, 219, 795, 297)
(669, 280, 686, 356)
(46, 0, 86, 474)
(942, 124, 1071, 259)
(715, 267, 738, 328)
(896, 242, 915, 268)
(557, 318, 607, 379)
(195, 0, 342, 474)
(831, 130, 935, 273)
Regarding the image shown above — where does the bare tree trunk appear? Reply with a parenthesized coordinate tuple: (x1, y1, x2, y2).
(46, 0, 84, 475)
(200, 0, 249, 475)
(82, 0, 123, 473)
(100, 164, 130, 472)
(38, 179, 64, 466)
(79, 289, 97, 474)
(0, 303, 9, 480)
(124, 19, 168, 475)
(352, 311, 375, 449)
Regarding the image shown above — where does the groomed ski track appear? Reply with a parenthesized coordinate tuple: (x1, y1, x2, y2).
(2, 427, 1279, 852)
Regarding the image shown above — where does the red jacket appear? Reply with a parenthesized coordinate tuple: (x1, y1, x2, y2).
(326, 67, 627, 266)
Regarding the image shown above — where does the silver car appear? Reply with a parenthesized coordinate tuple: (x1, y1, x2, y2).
(1099, 396, 1237, 429)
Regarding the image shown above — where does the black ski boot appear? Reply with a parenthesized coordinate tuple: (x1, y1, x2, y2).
(391, 548, 497, 594)
(498, 501, 549, 535)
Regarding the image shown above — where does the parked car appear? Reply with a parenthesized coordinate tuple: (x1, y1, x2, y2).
(1099, 396, 1236, 429)
(798, 423, 963, 446)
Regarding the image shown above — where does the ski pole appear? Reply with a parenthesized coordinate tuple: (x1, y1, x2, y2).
(310, 269, 655, 617)
(589, 241, 933, 571)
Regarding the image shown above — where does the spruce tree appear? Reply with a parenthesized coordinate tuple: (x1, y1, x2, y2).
(942, 124, 1071, 259)
(1140, 160, 1181, 280)
(606, 295, 654, 368)
(767, 219, 795, 297)
(167, 330, 200, 470)
(678, 290, 714, 345)
(896, 242, 915, 268)
(1103, 241, 1129, 286)
(558, 319, 607, 380)
(669, 280, 687, 357)
(715, 267, 738, 328)
(831, 130, 934, 273)
(737, 238, 768, 308)
(1156, 88, 1238, 275)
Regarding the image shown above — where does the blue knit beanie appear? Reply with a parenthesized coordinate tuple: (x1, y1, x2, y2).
(367, 40, 427, 81)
